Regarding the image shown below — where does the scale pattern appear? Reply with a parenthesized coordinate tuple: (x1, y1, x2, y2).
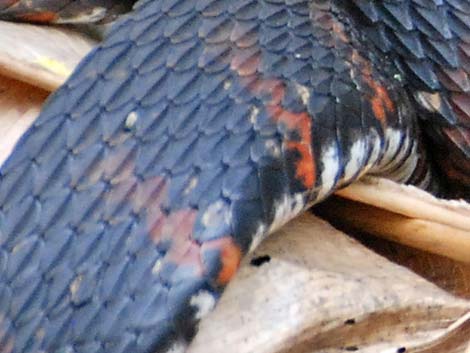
(0, 0, 135, 23)
(350, 0, 470, 195)
(0, 0, 455, 353)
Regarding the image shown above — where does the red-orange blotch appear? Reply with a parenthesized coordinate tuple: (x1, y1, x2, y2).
(203, 237, 242, 286)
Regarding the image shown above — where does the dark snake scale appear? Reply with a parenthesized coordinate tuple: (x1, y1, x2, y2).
(0, 0, 468, 352)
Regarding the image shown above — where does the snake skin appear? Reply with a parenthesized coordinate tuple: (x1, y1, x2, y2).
(349, 0, 470, 196)
(0, 0, 466, 353)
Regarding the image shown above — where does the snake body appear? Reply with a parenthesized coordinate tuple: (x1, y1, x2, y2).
(0, 1, 468, 352)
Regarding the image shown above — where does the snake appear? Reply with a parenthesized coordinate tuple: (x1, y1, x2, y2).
(0, 0, 468, 352)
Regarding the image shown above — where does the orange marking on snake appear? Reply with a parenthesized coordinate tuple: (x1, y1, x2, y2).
(352, 50, 395, 123)
(203, 237, 242, 286)
(227, 23, 316, 188)
(93, 145, 234, 279)
(286, 141, 315, 188)
(97, 146, 240, 279)
(268, 105, 315, 189)
(324, 13, 395, 124)
(235, 67, 316, 189)
(19, 11, 57, 23)
(92, 148, 205, 276)
(369, 82, 395, 122)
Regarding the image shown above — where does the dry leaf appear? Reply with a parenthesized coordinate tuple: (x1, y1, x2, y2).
(189, 214, 470, 353)
(0, 20, 95, 91)
(338, 178, 470, 231)
(316, 195, 470, 264)
(344, 232, 470, 300)
(0, 75, 48, 166)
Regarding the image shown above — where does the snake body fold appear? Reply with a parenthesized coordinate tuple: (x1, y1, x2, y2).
(0, 0, 468, 352)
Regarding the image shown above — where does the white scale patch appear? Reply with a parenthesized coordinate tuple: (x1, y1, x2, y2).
(317, 143, 340, 200)
(365, 130, 383, 169)
(343, 138, 367, 183)
(390, 130, 411, 170)
(294, 82, 311, 106)
(249, 193, 306, 253)
(379, 130, 408, 174)
(387, 142, 419, 183)
(190, 290, 216, 320)
(223, 79, 232, 90)
(269, 193, 306, 233)
(249, 106, 260, 124)
(365, 127, 421, 184)
(151, 259, 163, 275)
(183, 177, 198, 195)
(125, 111, 138, 129)
(202, 200, 232, 228)
(265, 139, 281, 158)
(380, 128, 403, 166)
(249, 223, 267, 253)
(165, 341, 187, 353)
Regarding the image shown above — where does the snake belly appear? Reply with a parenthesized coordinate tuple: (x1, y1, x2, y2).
(0, 1, 446, 353)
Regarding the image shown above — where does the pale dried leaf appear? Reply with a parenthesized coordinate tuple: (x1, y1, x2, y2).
(337, 177, 470, 231)
(0, 20, 95, 91)
(190, 214, 470, 353)
(316, 196, 470, 264)
(0, 75, 48, 166)
(349, 233, 470, 299)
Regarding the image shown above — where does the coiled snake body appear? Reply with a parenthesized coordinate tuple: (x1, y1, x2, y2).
(0, 1, 468, 352)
